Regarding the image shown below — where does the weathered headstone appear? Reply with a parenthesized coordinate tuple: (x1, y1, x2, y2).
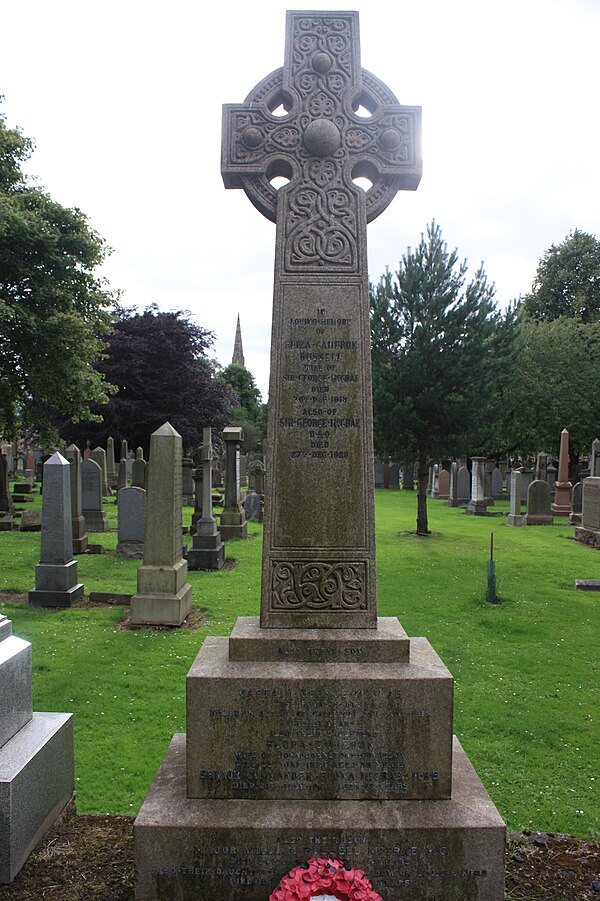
(437, 467, 450, 500)
(135, 13, 504, 901)
(106, 436, 118, 488)
(388, 461, 400, 489)
(19, 509, 42, 532)
(219, 427, 247, 540)
(519, 466, 535, 501)
(187, 427, 225, 571)
(247, 458, 266, 495)
(430, 463, 440, 498)
(116, 487, 146, 558)
(81, 458, 109, 532)
(491, 466, 503, 499)
(131, 455, 147, 490)
(402, 462, 414, 490)
(0, 454, 14, 514)
(552, 428, 572, 515)
(507, 470, 523, 526)
(447, 461, 458, 507)
(130, 422, 192, 625)
(374, 458, 384, 488)
(535, 452, 548, 482)
(28, 452, 84, 607)
(547, 462, 557, 497)
(0, 614, 74, 883)
(484, 459, 495, 506)
(182, 457, 195, 506)
(191, 466, 203, 532)
(243, 490, 263, 522)
(591, 438, 600, 477)
(120, 438, 128, 464)
(466, 456, 487, 515)
(117, 457, 128, 491)
(575, 476, 600, 548)
(91, 446, 110, 496)
(64, 444, 88, 554)
(569, 481, 582, 525)
(524, 479, 553, 526)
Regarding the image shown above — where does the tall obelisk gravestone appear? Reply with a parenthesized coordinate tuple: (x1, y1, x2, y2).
(135, 13, 504, 900)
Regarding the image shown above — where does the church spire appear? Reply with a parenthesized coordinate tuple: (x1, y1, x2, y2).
(232, 313, 245, 367)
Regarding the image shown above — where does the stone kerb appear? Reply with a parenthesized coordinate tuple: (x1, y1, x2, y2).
(130, 422, 192, 625)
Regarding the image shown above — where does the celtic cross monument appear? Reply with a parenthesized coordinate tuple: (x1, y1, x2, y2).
(222, 10, 422, 628)
(134, 14, 505, 899)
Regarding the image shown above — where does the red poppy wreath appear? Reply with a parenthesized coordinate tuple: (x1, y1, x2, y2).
(269, 857, 382, 901)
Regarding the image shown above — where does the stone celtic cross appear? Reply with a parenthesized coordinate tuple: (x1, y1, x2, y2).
(222, 11, 422, 629)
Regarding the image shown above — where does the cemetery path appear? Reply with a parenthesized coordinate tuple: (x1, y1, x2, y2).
(0, 808, 597, 900)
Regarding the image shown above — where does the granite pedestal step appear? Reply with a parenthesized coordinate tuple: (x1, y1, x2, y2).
(0, 712, 74, 883)
(134, 734, 505, 901)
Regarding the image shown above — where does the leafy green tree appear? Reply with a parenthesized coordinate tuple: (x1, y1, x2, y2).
(220, 363, 266, 451)
(522, 229, 600, 323)
(0, 102, 117, 440)
(370, 222, 499, 535)
(61, 307, 236, 456)
(498, 316, 600, 457)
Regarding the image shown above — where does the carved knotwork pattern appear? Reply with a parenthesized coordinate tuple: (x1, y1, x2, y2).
(271, 561, 366, 610)
(286, 181, 356, 268)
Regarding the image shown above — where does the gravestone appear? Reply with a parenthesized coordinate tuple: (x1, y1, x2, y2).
(447, 461, 458, 506)
(219, 427, 247, 540)
(402, 462, 414, 490)
(243, 490, 263, 522)
(116, 487, 146, 558)
(437, 467, 450, 499)
(81, 458, 109, 532)
(19, 509, 42, 532)
(575, 476, 600, 549)
(373, 458, 384, 488)
(135, 13, 504, 901)
(131, 455, 147, 490)
(130, 422, 192, 625)
(547, 462, 557, 497)
(187, 427, 225, 571)
(106, 436, 118, 488)
(519, 466, 534, 502)
(120, 438, 129, 464)
(388, 461, 400, 489)
(64, 445, 88, 554)
(535, 452, 548, 482)
(28, 453, 84, 607)
(484, 459, 495, 506)
(466, 456, 487, 515)
(524, 479, 553, 526)
(247, 458, 266, 495)
(507, 470, 523, 527)
(91, 446, 110, 496)
(117, 457, 128, 491)
(0, 614, 74, 883)
(0, 454, 14, 515)
(191, 466, 203, 532)
(591, 438, 600, 477)
(491, 466, 503, 499)
(552, 428, 572, 515)
(430, 463, 440, 498)
(182, 457, 195, 506)
(570, 481, 582, 525)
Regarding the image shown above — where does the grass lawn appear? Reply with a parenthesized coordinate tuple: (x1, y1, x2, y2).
(1, 485, 598, 840)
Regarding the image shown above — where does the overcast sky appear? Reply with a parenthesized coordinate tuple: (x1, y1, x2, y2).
(2, 0, 599, 398)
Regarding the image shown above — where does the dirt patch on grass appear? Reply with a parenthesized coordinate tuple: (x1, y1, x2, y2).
(116, 607, 207, 631)
(0, 591, 27, 605)
(0, 814, 598, 901)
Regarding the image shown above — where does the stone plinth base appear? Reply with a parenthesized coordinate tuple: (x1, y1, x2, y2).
(187, 533, 225, 571)
(116, 540, 144, 559)
(507, 514, 523, 527)
(219, 521, 248, 540)
(131, 584, 192, 626)
(28, 584, 84, 608)
(228, 616, 409, 663)
(575, 527, 600, 550)
(0, 712, 74, 884)
(186, 634, 453, 801)
(82, 510, 109, 532)
(465, 500, 487, 516)
(134, 734, 505, 901)
(524, 514, 553, 526)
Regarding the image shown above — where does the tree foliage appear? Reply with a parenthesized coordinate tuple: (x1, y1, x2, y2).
(370, 222, 499, 534)
(497, 316, 600, 457)
(0, 102, 117, 440)
(61, 307, 237, 456)
(521, 229, 600, 323)
(219, 363, 266, 452)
